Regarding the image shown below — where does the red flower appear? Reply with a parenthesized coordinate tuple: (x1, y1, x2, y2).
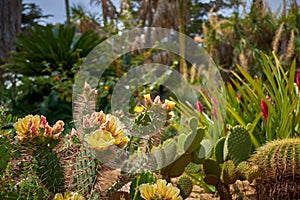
(197, 101, 203, 113)
(261, 97, 269, 120)
(296, 68, 300, 91)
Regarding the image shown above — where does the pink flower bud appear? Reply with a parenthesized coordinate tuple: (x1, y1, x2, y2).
(196, 101, 203, 113)
(29, 123, 39, 138)
(40, 115, 48, 128)
(261, 97, 269, 120)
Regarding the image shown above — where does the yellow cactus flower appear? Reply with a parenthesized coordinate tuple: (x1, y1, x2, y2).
(134, 106, 145, 113)
(85, 129, 115, 151)
(165, 183, 181, 200)
(139, 183, 157, 200)
(114, 133, 129, 148)
(53, 191, 85, 200)
(105, 114, 118, 134)
(139, 179, 182, 200)
(52, 120, 65, 135)
(14, 115, 40, 139)
(162, 100, 176, 111)
(156, 179, 168, 197)
(143, 94, 152, 105)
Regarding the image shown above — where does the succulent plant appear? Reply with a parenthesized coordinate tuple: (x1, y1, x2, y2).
(155, 118, 205, 179)
(55, 128, 102, 200)
(224, 125, 252, 166)
(202, 158, 241, 200)
(198, 125, 253, 200)
(245, 138, 300, 199)
(73, 147, 100, 199)
(184, 162, 201, 174)
(9, 115, 66, 197)
(177, 176, 193, 199)
(34, 145, 65, 194)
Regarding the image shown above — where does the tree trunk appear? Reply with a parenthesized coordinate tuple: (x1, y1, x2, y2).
(0, 0, 22, 65)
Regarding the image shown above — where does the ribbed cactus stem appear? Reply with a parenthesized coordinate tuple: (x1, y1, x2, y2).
(248, 138, 300, 199)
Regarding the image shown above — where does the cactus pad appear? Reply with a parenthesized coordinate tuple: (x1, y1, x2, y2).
(177, 176, 193, 199)
(221, 160, 238, 185)
(226, 125, 252, 165)
(34, 146, 65, 194)
(215, 137, 225, 164)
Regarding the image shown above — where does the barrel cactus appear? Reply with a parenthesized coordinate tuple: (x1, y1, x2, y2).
(246, 138, 300, 199)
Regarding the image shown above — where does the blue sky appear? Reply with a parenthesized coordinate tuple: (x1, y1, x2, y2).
(23, 0, 296, 24)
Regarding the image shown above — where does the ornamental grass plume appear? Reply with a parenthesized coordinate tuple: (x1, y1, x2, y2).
(139, 179, 182, 200)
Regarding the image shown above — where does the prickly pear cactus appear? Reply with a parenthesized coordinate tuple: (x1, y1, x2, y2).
(73, 148, 101, 199)
(221, 160, 238, 185)
(236, 161, 259, 182)
(247, 138, 300, 199)
(202, 158, 232, 200)
(215, 137, 225, 164)
(155, 117, 205, 179)
(185, 162, 201, 174)
(177, 176, 193, 199)
(34, 146, 65, 194)
(56, 130, 101, 200)
(224, 125, 252, 165)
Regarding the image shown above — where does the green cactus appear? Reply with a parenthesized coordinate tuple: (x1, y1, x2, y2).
(162, 139, 177, 166)
(184, 128, 205, 154)
(246, 138, 300, 199)
(191, 139, 213, 164)
(236, 161, 259, 182)
(185, 162, 201, 173)
(215, 137, 225, 164)
(224, 125, 252, 165)
(154, 117, 205, 179)
(163, 153, 192, 178)
(221, 160, 238, 185)
(203, 158, 221, 178)
(177, 176, 193, 199)
(202, 159, 235, 200)
(33, 146, 65, 194)
(73, 148, 101, 199)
